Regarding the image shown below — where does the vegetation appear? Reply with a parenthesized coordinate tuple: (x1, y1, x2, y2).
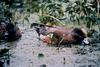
(0, 0, 100, 66)
(0, 0, 99, 27)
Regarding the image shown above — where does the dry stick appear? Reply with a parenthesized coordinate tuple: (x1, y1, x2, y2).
(57, 31, 69, 48)
(41, 14, 66, 26)
(57, 34, 65, 50)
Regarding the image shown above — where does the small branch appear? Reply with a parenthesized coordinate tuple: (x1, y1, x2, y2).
(41, 14, 66, 26)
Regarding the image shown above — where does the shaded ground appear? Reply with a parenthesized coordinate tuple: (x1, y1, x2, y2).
(1, 14, 100, 67)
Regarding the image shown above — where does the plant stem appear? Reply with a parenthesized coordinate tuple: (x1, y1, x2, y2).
(41, 14, 65, 26)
